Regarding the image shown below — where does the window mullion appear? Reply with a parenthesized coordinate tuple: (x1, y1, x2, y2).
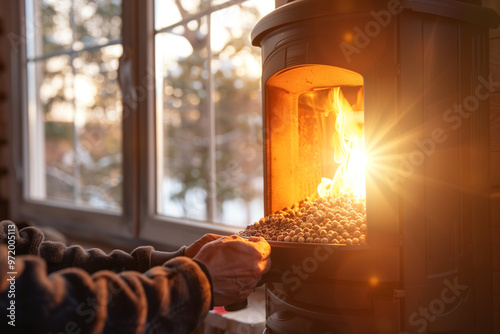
(27, 40, 122, 63)
(120, 0, 141, 235)
(26, 61, 45, 199)
(26, 0, 45, 200)
(206, 5, 217, 223)
(136, 0, 161, 234)
(70, 0, 82, 205)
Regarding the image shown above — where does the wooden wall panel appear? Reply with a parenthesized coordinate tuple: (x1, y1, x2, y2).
(0, 15, 9, 219)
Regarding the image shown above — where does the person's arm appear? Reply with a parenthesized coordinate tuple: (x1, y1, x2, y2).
(0, 220, 271, 332)
(0, 220, 185, 274)
(0, 245, 212, 334)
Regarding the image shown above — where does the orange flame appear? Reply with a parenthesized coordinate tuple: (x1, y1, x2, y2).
(317, 87, 366, 199)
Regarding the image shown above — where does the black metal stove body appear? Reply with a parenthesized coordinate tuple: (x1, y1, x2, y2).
(252, 0, 499, 333)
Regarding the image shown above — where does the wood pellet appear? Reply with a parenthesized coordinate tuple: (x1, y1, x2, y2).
(240, 193, 367, 245)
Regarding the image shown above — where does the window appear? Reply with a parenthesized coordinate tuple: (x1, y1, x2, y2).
(25, 0, 123, 212)
(12, 0, 274, 247)
(155, 0, 270, 226)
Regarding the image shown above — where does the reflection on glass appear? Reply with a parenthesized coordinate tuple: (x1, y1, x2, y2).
(156, 0, 273, 226)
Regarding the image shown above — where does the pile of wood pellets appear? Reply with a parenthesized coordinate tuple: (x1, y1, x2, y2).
(240, 193, 367, 245)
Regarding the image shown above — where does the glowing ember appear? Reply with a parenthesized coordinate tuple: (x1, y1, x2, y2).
(317, 87, 366, 199)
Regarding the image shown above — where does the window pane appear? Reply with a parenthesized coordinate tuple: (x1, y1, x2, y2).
(37, 56, 75, 203)
(155, 0, 273, 227)
(211, 3, 266, 226)
(26, 0, 121, 58)
(74, 45, 123, 210)
(25, 0, 123, 212)
(156, 23, 210, 220)
(155, 0, 209, 30)
(26, 0, 73, 57)
(74, 0, 122, 49)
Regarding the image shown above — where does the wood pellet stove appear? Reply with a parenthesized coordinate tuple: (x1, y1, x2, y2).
(251, 0, 500, 333)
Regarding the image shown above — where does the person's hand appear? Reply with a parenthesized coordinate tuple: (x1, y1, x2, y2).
(193, 235, 271, 306)
(184, 234, 222, 258)
(150, 234, 223, 267)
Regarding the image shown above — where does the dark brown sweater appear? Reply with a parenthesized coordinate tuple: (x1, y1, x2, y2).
(0, 220, 213, 333)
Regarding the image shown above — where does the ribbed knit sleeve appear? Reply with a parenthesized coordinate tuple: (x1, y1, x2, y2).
(0, 221, 213, 334)
(0, 220, 185, 274)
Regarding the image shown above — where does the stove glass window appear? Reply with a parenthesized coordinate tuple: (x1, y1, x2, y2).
(264, 65, 367, 245)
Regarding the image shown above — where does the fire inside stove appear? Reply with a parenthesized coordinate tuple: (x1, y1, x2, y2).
(243, 65, 368, 246)
(314, 86, 366, 200)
